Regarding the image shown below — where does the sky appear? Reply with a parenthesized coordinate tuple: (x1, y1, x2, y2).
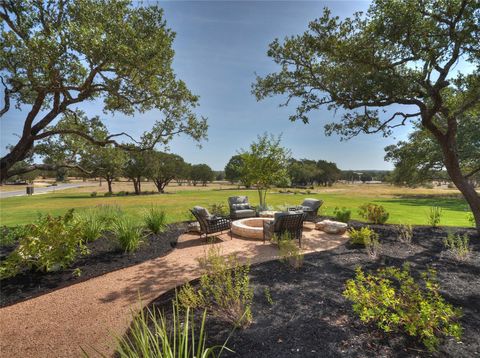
(1, 0, 419, 171)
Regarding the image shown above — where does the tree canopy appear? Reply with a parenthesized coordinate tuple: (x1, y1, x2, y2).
(253, 0, 480, 230)
(190, 164, 214, 186)
(147, 151, 188, 193)
(0, 0, 207, 181)
(240, 134, 291, 208)
(385, 110, 480, 186)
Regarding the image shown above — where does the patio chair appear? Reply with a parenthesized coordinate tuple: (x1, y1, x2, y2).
(288, 198, 323, 222)
(263, 211, 306, 247)
(228, 196, 256, 220)
(190, 206, 232, 240)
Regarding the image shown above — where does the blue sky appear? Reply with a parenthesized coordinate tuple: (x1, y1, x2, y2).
(1, 0, 417, 171)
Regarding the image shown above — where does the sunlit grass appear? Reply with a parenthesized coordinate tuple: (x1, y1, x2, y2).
(0, 185, 474, 227)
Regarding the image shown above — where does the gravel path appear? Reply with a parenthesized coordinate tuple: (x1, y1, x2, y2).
(0, 224, 348, 357)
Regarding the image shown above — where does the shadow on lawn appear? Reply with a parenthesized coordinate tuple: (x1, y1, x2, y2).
(379, 196, 469, 212)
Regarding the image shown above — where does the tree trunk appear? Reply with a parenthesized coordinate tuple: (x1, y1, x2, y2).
(153, 179, 165, 193)
(132, 178, 141, 195)
(106, 177, 113, 194)
(438, 132, 480, 232)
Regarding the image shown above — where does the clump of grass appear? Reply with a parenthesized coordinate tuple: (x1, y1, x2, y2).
(75, 209, 105, 242)
(443, 232, 470, 262)
(143, 206, 167, 235)
(113, 217, 143, 253)
(95, 205, 124, 230)
(428, 206, 442, 227)
(103, 301, 231, 358)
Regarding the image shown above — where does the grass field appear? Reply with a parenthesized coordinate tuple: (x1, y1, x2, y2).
(0, 183, 475, 228)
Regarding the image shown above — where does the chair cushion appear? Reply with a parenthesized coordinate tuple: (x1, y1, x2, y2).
(228, 196, 249, 206)
(193, 206, 212, 219)
(301, 198, 321, 210)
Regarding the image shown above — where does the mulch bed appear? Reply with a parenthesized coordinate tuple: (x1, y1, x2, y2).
(0, 222, 188, 307)
(147, 224, 480, 357)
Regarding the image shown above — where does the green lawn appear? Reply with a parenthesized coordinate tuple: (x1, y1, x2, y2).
(0, 187, 474, 228)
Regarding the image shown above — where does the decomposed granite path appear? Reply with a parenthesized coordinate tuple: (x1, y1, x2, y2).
(0, 223, 348, 357)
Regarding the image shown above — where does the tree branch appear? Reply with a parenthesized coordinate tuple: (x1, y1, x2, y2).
(6, 163, 92, 179)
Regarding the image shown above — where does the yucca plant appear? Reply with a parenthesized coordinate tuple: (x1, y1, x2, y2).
(117, 305, 230, 358)
(113, 217, 143, 253)
(143, 206, 168, 235)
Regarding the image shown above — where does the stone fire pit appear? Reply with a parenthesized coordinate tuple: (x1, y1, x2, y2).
(231, 217, 273, 239)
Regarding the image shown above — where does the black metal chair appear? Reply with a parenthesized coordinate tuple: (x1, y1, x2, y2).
(263, 212, 306, 247)
(190, 206, 232, 240)
(288, 198, 323, 222)
(228, 196, 256, 220)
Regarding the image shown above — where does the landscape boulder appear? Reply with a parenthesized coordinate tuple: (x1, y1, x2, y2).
(315, 220, 348, 235)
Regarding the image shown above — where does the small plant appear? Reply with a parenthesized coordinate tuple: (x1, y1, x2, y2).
(113, 217, 143, 253)
(208, 202, 229, 217)
(72, 268, 82, 277)
(264, 287, 274, 306)
(467, 212, 475, 227)
(396, 224, 413, 245)
(443, 232, 470, 261)
(0, 210, 88, 279)
(104, 192, 113, 197)
(95, 205, 123, 230)
(428, 206, 442, 227)
(75, 209, 105, 242)
(343, 264, 463, 352)
(358, 203, 389, 224)
(275, 232, 304, 269)
(117, 191, 127, 196)
(90, 191, 97, 197)
(143, 206, 167, 235)
(112, 302, 230, 358)
(177, 246, 253, 328)
(333, 207, 351, 223)
(349, 227, 380, 258)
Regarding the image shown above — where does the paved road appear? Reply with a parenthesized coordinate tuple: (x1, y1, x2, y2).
(0, 183, 96, 199)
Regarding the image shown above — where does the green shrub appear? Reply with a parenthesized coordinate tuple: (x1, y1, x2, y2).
(177, 246, 253, 328)
(428, 206, 442, 227)
(343, 265, 463, 352)
(396, 224, 413, 245)
(111, 302, 230, 358)
(208, 203, 229, 217)
(113, 217, 143, 253)
(349, 227, 380, 257)
(443, 232, 470, 261)
(117, 191, 127, 196)
(104, 192, 113, 197)
(349, 227, 378, 246)
(0, 210, 88, 279)
(90, 191, 97, 197)
(143, 206, 167, 235)
(274, 232, 304, 269)
(358, 203, 389, 224)
(333, 207, 351, 223)
(467, 212, 475, 227)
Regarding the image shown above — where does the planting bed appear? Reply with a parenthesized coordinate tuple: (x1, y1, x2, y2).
(146, 225, 479, 357)
(0, 222, 187, 307)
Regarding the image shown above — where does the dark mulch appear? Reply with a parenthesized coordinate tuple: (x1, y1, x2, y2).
(147, 225, 480, 358)
(0, 222, 188, 307)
